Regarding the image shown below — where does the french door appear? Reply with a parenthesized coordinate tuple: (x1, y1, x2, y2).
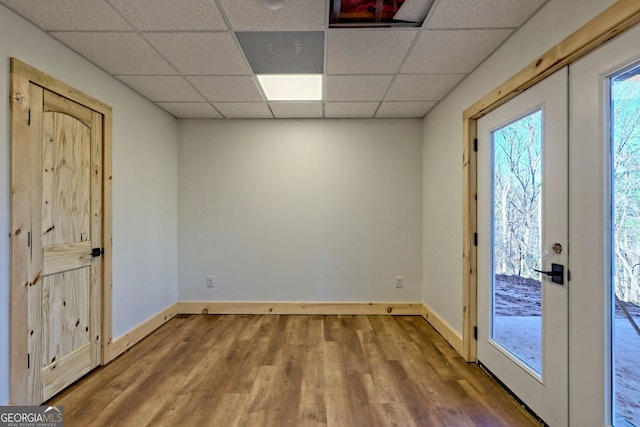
(570, 23, 640, 427)
(477, 69, 568, 426)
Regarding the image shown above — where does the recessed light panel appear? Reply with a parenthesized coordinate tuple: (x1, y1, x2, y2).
(257, 74, 322, 101)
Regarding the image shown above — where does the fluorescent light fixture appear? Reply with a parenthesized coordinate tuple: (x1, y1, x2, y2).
(257, 74, 322, 101)
(262, 0, 286, 10)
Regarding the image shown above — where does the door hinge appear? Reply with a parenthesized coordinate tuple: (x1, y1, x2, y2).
(28, 109, 31, 126)
(27, 353, 30, 370)
(473, 233, 478, 246)
(91, 247, 104, 257)
(474, 326, 478, 340)
(27, 231, 31, 247)
(473, 138, 478, 152)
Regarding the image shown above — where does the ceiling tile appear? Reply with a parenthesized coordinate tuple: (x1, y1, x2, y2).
(236, 31, 324, 74)
(145, 32, 252, 75)
(109, 0, 228, 31)
(0, 0, 131, 31)
(325, 102, 379, 118)
(401, 29, 512, 73)
(218, 0, 325, 31)
(425, 0, 546, 29)
(156, 102, 223, 118)
(117, 76, 205, 102)
(326, 30, 418, 74)
(270, 102, 323, 118)
(187, 76, 264, 102)
(214, 103, 273, 119)
(395, 0, 436, 23)
(385, 73, 466, 101)
(51, 32, 176, 75)
(376, 101, 436, 118)
(326, 75, 393, 102)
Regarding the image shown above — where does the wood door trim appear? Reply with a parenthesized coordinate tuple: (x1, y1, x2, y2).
(9, 58, 113, 404)
(461, 0, 640, 361)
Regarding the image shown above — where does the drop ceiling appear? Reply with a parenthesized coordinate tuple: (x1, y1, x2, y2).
(0, 0, 547, 119)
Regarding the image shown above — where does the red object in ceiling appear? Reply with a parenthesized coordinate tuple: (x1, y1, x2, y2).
(330, 0, 408, 26)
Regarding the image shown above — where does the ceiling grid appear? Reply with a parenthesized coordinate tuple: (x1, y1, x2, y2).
(0, 0, 548, 119)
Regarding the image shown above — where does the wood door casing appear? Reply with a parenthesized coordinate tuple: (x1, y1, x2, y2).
(10, 58, 113, 405)
(461, 0, 640, 363)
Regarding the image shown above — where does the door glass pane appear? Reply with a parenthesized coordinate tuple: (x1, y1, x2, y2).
(491, 110, 543, 374)
(611, 65, 640, 427)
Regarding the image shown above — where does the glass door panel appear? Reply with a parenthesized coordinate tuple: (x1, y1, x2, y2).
(611, 65, 640, 427)
(492, 110, 543, 374)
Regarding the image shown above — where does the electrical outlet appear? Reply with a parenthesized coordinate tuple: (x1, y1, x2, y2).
(395, 276, 403, 288)
(206, 275, 215, 288)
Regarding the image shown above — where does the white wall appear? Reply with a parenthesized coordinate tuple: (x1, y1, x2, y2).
(0, 6, 179, 404)
(178, 119, 422, 302)
(422, 0, 616, 333)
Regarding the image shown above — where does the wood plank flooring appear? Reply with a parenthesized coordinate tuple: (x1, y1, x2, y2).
(47, 315, 539, 426)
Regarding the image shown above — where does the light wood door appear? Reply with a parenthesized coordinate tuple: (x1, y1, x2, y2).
(10, 58, 112, 406)
(29, 85, 103, 402)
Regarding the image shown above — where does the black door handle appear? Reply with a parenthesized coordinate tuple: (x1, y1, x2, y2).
(534, 263, 564, 285)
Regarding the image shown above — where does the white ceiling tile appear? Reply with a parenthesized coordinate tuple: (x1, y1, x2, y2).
(270, 102, 323, 118)
(425, 0, 546, 29)
(0, 0, 131, 31)
(117, 76, 205, 102)
(187, 76, 263, 102)
(401, 29, 512, 73)
(326, 75, 393, 102)
(51, 32, 176, 75)
(376, 101, 436, 118)
(218, 0, 325, 31)
(145, 32, 252, 75)
(326, 30, 418, 74)
(214, 103, 273, 119)
(156, 102, 223, 118)
(325, 102, 379, 118)
(395, 0, 435, 23)
(385, 73, 466, 101)
(109, 0, 227, 31)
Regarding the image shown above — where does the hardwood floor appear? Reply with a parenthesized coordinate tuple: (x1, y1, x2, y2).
(47, 315, 539, 426)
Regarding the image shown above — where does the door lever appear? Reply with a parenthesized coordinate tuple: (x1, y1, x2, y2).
(534, 263, 564, 285)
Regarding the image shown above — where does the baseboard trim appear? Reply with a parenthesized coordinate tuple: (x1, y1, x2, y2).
(422, 304, 464, 356)
(177, 301, 422, 316)
(109, 303, 178, 362)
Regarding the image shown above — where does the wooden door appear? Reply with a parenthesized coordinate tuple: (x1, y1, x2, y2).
(34, 87, 103, 401)
(10, 58, 112, 405)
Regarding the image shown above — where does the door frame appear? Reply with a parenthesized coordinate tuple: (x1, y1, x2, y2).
(9, 58, 113, 404)
(462, 0, 640, 363)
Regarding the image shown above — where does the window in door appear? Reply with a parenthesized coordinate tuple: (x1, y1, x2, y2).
(491, 110, 543, 374)
(611, 64, 640, 427)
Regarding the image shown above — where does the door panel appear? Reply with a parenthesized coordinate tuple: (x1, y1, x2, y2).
(569, 23, 640, 427)
(29, 85, 103, 402)
(477, 68, 568, 426)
